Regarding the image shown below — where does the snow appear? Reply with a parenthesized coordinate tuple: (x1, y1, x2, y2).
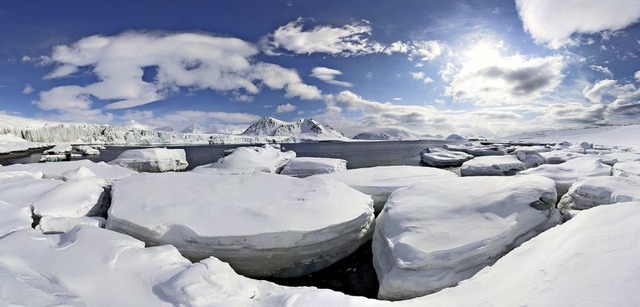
(192, 144, 295, 175)
(419, 147, 473, 167)
(43, 143, 72, 154)
(515, 151, 545, 168)
(242, 117, 349, 141)
(109, 147, 188, 172)
(0, 201, 31, 238)
(74, 145, 100, 155)
(539, 150, 585, 164)
(443, 143, 507, 156)
(280, 157, 347, 177)
(0, 160, 136, 183)
(518, 156, 613, 198)
(0, 226, 191, 306)
(460, 155, 525, 176)
(613, 160, 640, 178)
(373, 175, 560, 300)
(312, 166, 457, 211)
(36, 216, 106, 233)
(0, 133, 48, 154)
(505, 124, 640, 148)
(106, 172, 374, 278)
(31, 179, 106, 218)
(557, 176, 640, 214)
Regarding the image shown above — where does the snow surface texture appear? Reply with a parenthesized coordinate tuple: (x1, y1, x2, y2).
(539, 150, 584, 164)
(0, 160, 136, 183)
(506, 124, 640, 148)
(0, 200, 31, 238)
(36, 216, 106, 234)
(443, 144, 507, 156)
(557, 176, 640, 214)
(518, 156, 613, 198)
(0, 134, 48, 154)
(0, 226, 191, 306)
(43, 143, 71, 155)
(280, 157, 347, 177)
(109, 147, 188, 172)
(193, 144, 296, 175)
(313, 166, 457, 212)
(106, 172, 374, 278)
(373, 175, 560, 300)
(419, 147, 473, 167)
(460, 155, 525, 176)
(613, 161, 640, 178)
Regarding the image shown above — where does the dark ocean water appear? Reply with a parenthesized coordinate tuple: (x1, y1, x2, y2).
(3, 140, 459, 170)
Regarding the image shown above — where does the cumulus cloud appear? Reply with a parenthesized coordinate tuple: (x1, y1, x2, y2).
(410, 71, 434, 84)
(589, 65, 614, 77)
(583, 79, 636, 103)
(35, 32, 321, 113)
(276, 103, 297, 113)
(408, 40, 444, 61)
(444, 43, 565, 104)
(635, 70, 640, 81)
(516, 0, 640, 48)
(22, 84, 34, 94)
(310, 67, 353, 87)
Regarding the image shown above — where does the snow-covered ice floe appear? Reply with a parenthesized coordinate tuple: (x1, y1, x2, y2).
(0, 200, 31, 238)
(460, 155, 525, 176)
(106, 172, 374, 278)
(0, 159, 136, 184)
(539, 150, 584, 164)
(419, 147, 473, 167)
(373, 175, 560, 300)
(518, 156, 612, 198)
(109, 147, 188, 172)
(0, 226, 191, 306)
(613, 160, 640, 178)
(312, 166, 457, 212)
(0, 133, 48, 154)
(443, 144, 507, 156)
(192, 144, 295, 175)
(557, 176, 640, 215)
(74, 145, 100, 155)
(36, 216, 106, 234)
(280, 157, 347, 177)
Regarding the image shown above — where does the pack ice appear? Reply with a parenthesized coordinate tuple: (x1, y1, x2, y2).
(280, 157, 347, 177)
(109, 147, 188, 172)
(557, 176, 640, 215)
(192, 144, 295, 175)
(373, 175, 561, 300)
(106, 172, 374, 278)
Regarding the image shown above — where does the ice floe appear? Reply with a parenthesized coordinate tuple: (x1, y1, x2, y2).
(419, 147, 473, 167)
(36, 216, 106, 234)
(106, 172, 374, 278)
(192, 144, 295, 175)
(109, 147, 188, 172)
(0, 200, 31, 238)
(557, 176, 640, 214)
(373, 175, 560, 300)
(612, 160, 640, 178)
(313, 166, 457, 211)
(0, 160, 136, 183)
(280, 157, 347, 177)
(460, 155, 525, 176)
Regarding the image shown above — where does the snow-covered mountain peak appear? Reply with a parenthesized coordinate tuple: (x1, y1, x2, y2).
(242, 117, 347, 141)
(352, 127, 420, 141)
(122, 120, 151, 131)
(180, 123, 207, 134)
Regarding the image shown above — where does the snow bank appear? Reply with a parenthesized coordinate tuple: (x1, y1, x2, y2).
(0, 201, 31, 238)
(109, 147, 188, 172)
(0, 226, 191, 306)
(281, 157, 347, 177)
(31, 179, 106, 218)
(0, 133, 47, 154)
(0, 160, 136, 183)
(313, 166, 457, 211)
(373, 175, 560, 300)
(460, 155, 525, 176)
(419, 147, 473, 167)
(107, 172, 374, 278)
(557, 176, 640, 214)
(518, 156, 612, 198)
(613, 161, 640, 178)
(192, 144, 295, 175)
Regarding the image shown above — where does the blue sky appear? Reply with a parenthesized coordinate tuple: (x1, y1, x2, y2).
(0, 0, 639, 137)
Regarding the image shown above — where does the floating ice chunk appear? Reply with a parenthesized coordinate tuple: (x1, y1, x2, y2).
(557, 176, 640, 214)
(518, 157, 612, 198)
(43, 143, 72, 155)
(313, 166, 457, 211)
(373, 175, 560, 300)
(109, 147, 188, 172)
(0, 201, 32, 238)
(460, 155, 526, 176)
(107, 172, 374, 278)
(419, 147, 473, 167)
(280, 157, 347, 177)
(443, 144, 507, 156)
(0, 226, 191, 306)
(74, 145, 100, 155)
(510, 145, 552, 154)
(192, 144, 295, 175)
(539, 150, 585, 164)
(36, 216, 106, 234)
(613, 161, 640, 178)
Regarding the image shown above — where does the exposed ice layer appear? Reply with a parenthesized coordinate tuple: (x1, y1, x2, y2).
(192, 144, 296, 175)
(613, 161, 640, 178)
(557, 176, 640, 213)
(109, 148, 188, 172)
(373, 175, 560, 300)
(106, 172, 374, 278)
(280, 157, 347, 177)
(419, 147, 473, 167)
(313, 166, 457, 212)
(443, 144, 507, 156)
(0, 201, 31, 238)
(0, 226, 191, 306)
(36, 216, 106, 233)
(518, 157, 613, 198)
(539, 150, 584, 164)
(460, 155, 525, 176)
(0, 160, 136, 183)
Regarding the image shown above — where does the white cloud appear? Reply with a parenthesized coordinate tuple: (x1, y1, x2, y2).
(408, 40, 444, 61)
(261, 18, 383, 56)
(392, 97, 403, 101)
(35, 32, 321, 113)
(445, 42, 565, 104)
(516, 0, 640, 48)
(589, 65, 614, 77)
(22, 84, 34, 94)
(276, 103, 297, 113)
(310, 67, 353, 87)
(410, 72, 434, 84)
(635, 70, 640, 81)
(583, 79, 636, 103)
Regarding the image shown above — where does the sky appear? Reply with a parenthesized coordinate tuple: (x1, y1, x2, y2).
(0, 0, 639, 137)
